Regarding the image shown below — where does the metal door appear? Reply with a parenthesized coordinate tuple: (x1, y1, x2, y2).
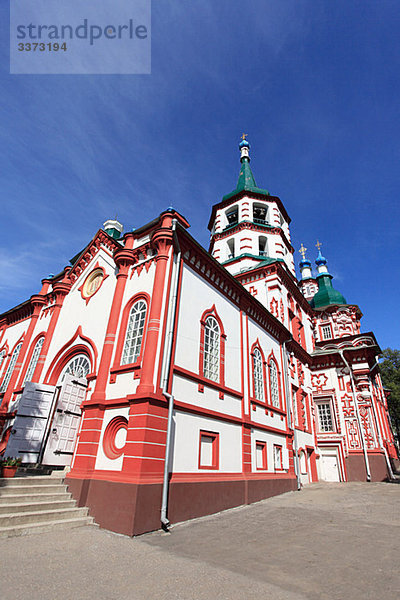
(5, 382, 56, 463)
(41, 374, 87, 466)
(320, 452, 340, 482)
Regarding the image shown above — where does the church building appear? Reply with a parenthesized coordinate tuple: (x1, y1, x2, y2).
(0, 138, 397, 536)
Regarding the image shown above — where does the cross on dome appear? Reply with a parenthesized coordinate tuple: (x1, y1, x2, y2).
(299, 243, 307, 259)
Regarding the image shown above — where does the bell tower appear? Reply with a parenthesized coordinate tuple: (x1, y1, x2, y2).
(208, 136, 295, 277)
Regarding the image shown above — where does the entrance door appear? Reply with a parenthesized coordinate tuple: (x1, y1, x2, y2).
(5, 382, 57, 463)
(320, 452, 340, 482)
(41, 374, 87, 466)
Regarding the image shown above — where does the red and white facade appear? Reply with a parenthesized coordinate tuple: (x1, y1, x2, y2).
(0, 145, 397, 536)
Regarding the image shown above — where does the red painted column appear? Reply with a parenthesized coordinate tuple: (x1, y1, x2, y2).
(31, 271, 72, 383)
(70, 240, 135, 476)
(90, 243, 135, 403)
(136, 227, 173, 395)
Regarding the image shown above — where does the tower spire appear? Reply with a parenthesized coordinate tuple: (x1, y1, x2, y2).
(237, 135, 257, 190)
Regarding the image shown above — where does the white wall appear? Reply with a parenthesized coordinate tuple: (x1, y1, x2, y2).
(172, 410, 242, 473)
(250, 427, 288, 472)
(94, 406, 130, 471)
(43, 247, 117, 380)
(174, 265, 242, 393)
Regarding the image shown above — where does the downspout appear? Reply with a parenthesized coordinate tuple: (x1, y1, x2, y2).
(282, 340, 301, 490)
(160, 219, 181, 530)
(367, 360, 394, 480)
(338, 350, 371, 482)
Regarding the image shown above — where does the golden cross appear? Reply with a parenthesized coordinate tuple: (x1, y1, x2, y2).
(241, 133, 248, 141)
(299, 243, 307, 259)
(316, 240, 322, 251)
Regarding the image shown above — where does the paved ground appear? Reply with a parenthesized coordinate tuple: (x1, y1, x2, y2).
(1, 482, 399, 600)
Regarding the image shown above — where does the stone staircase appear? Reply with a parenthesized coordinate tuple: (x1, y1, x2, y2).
(0, 473, 94, 537)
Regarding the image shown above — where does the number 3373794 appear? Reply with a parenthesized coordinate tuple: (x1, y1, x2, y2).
(18, 42, 67, 51)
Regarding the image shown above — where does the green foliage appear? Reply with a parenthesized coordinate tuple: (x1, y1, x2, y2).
(1, 456, 22, 467)
(380, 348, 400, 436)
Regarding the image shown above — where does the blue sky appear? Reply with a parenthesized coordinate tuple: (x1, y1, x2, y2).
(1, 1, 399, 349)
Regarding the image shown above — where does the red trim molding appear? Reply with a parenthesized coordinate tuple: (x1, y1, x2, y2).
(199, 305, 227, 389)
(198, 430, 219, 470)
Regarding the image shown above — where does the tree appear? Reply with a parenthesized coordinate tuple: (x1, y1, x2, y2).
(379, 348, 400, 440)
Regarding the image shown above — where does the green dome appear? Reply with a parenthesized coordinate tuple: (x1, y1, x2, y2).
(310, 274, 347, 308)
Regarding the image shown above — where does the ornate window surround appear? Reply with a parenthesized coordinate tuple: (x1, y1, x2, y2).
(0, 340, 23, 394)
(267, 351, 283, 410)
(198, 305, 226, 387)
(250, 341, 267, 403)
(110, 292, 150, 380)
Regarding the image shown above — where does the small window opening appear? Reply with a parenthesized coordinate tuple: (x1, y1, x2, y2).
(227, 238, 235, 260)
(259, 236, 268, 257)
(253, 204, 268, 225)
(321, 324, 333, 340)
(226, 207, 238, 227)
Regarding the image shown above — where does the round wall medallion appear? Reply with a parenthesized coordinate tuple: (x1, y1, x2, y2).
(82, 268, 104, 299)
(103, 416, 128, 460)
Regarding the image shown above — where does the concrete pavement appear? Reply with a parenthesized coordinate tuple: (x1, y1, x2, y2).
(1, 482, 399, 600)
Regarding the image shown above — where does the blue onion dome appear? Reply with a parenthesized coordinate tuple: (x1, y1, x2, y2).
(315, 250, 327, 267)
(299, 258, 312, 269)
(239, 138, 250, 149)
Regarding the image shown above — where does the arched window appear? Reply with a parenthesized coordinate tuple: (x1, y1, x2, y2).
(121, 300, 147, 365)
(203, 316, 220, 382)
(60, 354, 90, 382)
(252, 347, 265, 402)
(269, 360, 280, 408)
(0, 342, 22, 393)
(23, 337, 44, 385)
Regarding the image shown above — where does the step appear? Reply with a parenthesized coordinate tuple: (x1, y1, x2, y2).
(0, 499, 76, 514)
(0, 492, 71, 505)
(0, 516, 95, 538)
(0, 507, 89, 527)
(0, 476, 64, 486)
(0, 484, 68, 496)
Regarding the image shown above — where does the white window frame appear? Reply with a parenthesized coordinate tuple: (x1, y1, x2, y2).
(252, 348, 265, 402)
(321, 324, 333, 340)
(274, 444, 283, 471)
(60, 354, 91, 382)
(316, 399, 335, 433)
(121, 300, 147, 365)
(203, 316, 220, 382)
(269, 360, 280, 408)
(23, 337, 44, 385)
(0, 343, 22, 393)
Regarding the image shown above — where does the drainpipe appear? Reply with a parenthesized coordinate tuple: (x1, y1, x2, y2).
(282, 340, 301, 490)
(160, 219, 181, 530)
(367, 360, 394, 480)
(338, 350, 371, 482)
